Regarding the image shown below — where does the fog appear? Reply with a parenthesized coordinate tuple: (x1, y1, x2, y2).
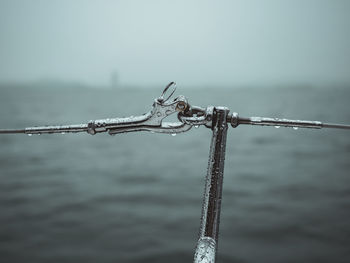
(0, 0, 349, 87)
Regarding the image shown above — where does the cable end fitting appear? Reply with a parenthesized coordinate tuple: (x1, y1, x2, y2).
(228, 112, 239, 128)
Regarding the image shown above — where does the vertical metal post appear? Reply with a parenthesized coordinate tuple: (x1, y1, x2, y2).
(194, 107, 229, 263)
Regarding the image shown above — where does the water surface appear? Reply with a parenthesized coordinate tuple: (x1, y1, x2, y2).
(0, 85, 349, 263)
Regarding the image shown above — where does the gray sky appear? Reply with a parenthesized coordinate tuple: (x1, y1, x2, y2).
(0, 0, 349, 87)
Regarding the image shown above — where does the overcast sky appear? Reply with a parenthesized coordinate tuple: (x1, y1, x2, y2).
(0, 0, 349, 87)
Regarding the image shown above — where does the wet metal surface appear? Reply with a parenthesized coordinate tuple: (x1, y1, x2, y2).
(194, 107, 229, 262)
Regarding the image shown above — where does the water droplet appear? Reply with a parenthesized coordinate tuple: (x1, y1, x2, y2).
(28, 134, 32, 136)
(194, 125, 199, 129)
(171, 133, 176, 137)
(274, 126, 280, 129)
(293, 126, 299, 130)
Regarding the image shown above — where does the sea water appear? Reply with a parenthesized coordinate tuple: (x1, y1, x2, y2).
(0, 85, 349, 263)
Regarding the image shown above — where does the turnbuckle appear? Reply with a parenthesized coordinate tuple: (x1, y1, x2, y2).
(0, 82, 193, 136)
(89, 83, 191, 135)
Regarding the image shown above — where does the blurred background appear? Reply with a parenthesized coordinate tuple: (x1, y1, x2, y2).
(0, 1, 349, 262)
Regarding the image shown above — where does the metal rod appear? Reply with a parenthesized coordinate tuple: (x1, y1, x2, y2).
(237, 116, 323, 129)
(0, 125, 88, 134)
(194, 107, 229, 263)
(236, 116, 350, 130)
(26, 124, 88, 134)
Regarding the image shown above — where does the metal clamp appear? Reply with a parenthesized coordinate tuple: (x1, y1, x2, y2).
(0, 83, 193, 136)
(178, 106, 214, 128)
(103, 93, 191, 135)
